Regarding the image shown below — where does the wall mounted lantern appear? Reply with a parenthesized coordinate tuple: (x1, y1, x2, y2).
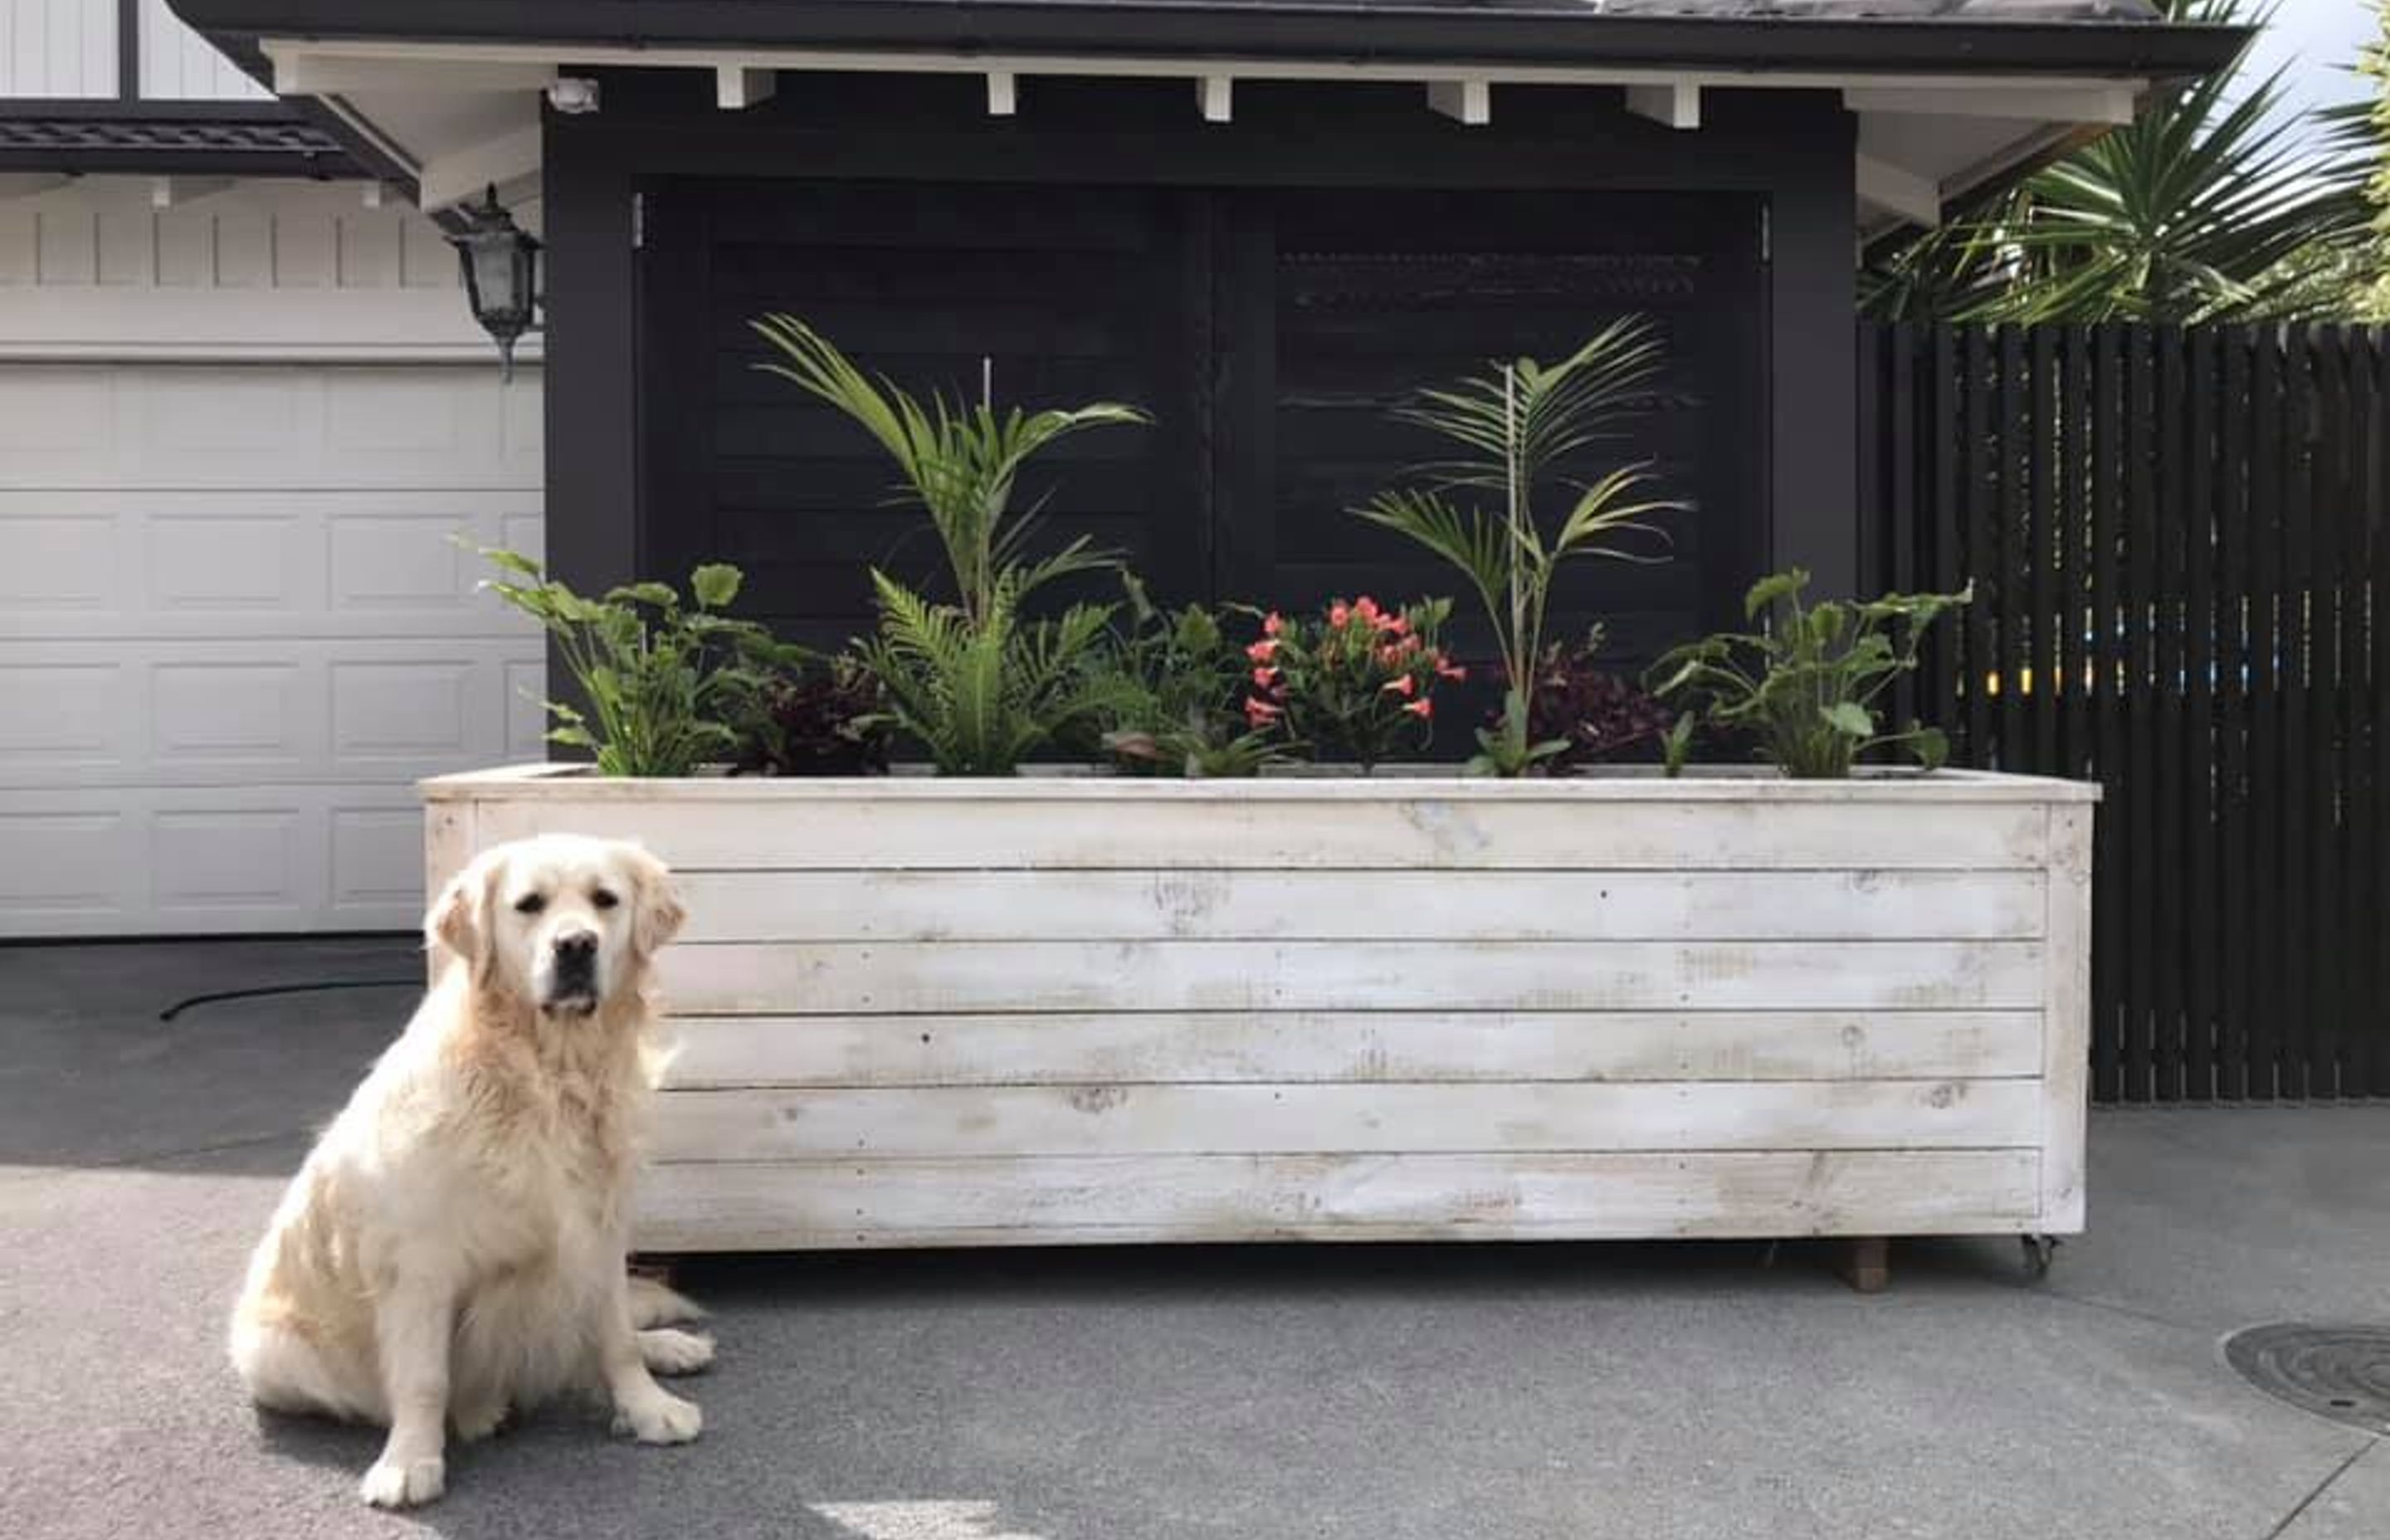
(450, 185, 541, 381)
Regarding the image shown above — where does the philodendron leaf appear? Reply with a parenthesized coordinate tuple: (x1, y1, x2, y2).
(1824, 700, 1875, 738)
(1913, 724, 1950, 772)
(691, 563, 743, 610)
(476, 545, 545, 578)
(1744, 568, 1807, 622)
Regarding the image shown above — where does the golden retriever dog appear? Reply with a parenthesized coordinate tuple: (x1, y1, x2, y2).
(229, 833, 712, 1508)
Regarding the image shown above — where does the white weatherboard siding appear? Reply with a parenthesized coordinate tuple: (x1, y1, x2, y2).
(426, 771, 2098, 1251)
(138, 0, 272, 100)
(0, 0, 117, 99)
(0, 180, 544, 936)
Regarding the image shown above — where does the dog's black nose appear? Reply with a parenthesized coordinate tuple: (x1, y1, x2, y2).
(555, 930, 598, 961)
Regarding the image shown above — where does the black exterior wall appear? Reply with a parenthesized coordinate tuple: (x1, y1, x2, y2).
(544, 72, 1857, 649)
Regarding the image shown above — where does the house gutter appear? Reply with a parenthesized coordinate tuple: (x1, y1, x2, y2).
(171, 1, 2249, 82)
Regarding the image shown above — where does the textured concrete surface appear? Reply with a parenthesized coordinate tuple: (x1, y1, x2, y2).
(2, 937, 2385, 1540)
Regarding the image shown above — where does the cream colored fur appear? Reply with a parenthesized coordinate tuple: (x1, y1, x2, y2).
(229, 834, 712, 1508)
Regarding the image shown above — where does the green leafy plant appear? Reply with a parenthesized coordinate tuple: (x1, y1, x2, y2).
(750, 314, 1148, 774)
(1646, 568, 1971, 779)
(750, 314, 1143, 621)
(1247, 597, 1459, 772)
(1097, 574, 1289, 777)
(862, 567, 1133, 775)
(730, 651, 895, 777)
(1354, 317, 1680, 776)
(476, 548, 792, 777)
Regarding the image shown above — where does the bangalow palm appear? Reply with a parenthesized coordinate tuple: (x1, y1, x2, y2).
(750, 315, 1149, 773)
(1354, 316, 1680, 775)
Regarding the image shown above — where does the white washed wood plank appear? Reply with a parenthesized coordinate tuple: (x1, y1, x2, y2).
(671, 869, 2046, 943)
(632, 1150, 2045, 1250)
(661, 1010, 2047, 1089)
(660, 939, 2047, 1015)
(649, 1079, 2043, 1160)
(2039, 805, 2093, 1231)
(471, 797, 2049, 871)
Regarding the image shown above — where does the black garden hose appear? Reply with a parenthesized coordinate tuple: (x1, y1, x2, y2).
(159, 979, 418, 1022)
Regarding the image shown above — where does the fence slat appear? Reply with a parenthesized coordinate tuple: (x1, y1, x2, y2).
(2032, 326, 2061, 777)
(2218, 328, 2253, 1101)
(2154, 326, 2188, 1100)
(2250, 329, 2285, 1100)
(1965, 328, 1994, 766)
(2091, 323, 2126, 1103)
(2124, 325, 2158, 1103)
(2283, 324, 2315, 1099)
(2185, 326, 2220, 1102)
(2313, 327, 2348, 1100)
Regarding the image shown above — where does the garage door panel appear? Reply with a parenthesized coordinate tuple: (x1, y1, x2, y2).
(0, 490, 544, 641)
(1, 362, 544, 934)
(0, 640, 534, 790)
(0, 367, 537, 490)
(0, 783, 434, 934)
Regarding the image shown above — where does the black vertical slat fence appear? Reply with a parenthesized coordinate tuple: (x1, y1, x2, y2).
(1861, 323, 2388, 1104)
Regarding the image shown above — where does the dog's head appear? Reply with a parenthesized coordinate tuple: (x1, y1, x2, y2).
(427, 834, 685, 1017)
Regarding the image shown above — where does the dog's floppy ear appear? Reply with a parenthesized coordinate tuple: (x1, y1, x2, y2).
(427, 850, 504, 979)
(625, 845, 685, 958)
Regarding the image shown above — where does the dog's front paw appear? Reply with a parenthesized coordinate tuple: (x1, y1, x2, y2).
(359, 1455, 446, 1508)
(613, 1389, 702, 1445)
(639, 1328, 715, 1377)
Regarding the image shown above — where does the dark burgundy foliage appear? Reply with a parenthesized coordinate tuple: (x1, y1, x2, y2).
(1520, 642, 1678, 769)
(732, 655, 894, 777)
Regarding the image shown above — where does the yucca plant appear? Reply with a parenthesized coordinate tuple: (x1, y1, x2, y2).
(1864, 0, 2370, 324)
(749, 315, 1150, 774)
(1353, 316, 1680, 776)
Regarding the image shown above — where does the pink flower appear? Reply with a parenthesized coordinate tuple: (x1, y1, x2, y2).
(1262, 612, 1285, 638)
(1403, 697, 1434, 720)
(1354, 597, 1382, 625)
(1436, 659, 1468, 682)
(1329, 602, 1350, 628)
(1382, 673, 1417, 697)
(1252, 666, 1280, 689)
(1245, 697, 1283, 729)
(1383, 614, 1411, 637)
(1246, 638, 1280, 662)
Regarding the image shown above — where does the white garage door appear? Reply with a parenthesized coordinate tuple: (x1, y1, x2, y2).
(0, 362, 545, 936)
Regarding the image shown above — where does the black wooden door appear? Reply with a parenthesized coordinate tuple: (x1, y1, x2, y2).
(639, 181, 1763, 666)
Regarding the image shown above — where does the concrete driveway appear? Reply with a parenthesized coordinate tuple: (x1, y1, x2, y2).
(2, 938, 2386, 1540)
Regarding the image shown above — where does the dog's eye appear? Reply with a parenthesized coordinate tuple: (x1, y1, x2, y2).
(592, 889, 620, 910)
(513, 892, 547, 916)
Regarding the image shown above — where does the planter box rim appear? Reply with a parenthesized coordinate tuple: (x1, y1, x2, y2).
(423, 763, 2100, 804)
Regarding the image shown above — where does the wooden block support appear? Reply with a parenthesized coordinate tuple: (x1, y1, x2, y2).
(1838, 1236, 1890, 1293)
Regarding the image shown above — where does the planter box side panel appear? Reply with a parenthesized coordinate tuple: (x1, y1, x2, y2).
(425, 781, 2090, 1251)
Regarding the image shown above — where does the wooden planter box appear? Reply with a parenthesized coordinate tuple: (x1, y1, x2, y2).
(423, 768, 2096, 1254)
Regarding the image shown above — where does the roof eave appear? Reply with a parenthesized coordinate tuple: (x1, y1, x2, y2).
(169, 2, 2251, 82)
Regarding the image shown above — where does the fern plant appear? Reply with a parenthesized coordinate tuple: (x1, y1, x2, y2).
(1354, 317, 1680, 775)
(1646, 568, 1971, 779)
(862, 568, 1131, 775)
